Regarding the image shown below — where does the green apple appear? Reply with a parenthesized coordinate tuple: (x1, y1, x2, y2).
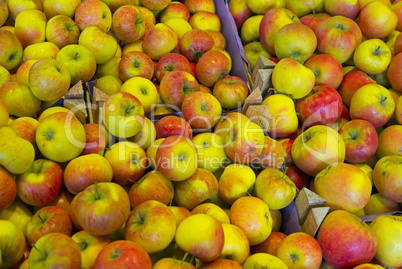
(0, 81, 41, 117)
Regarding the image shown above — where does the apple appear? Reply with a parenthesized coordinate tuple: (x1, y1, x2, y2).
(104, 141, 147, 185)
(315, 162, 372, 212)
(314, 15, 362, 63)
(339, 119, 378, 163)
(74, 0, 112, 32)
(317, 210, 378, 268)
(121, 78, 158, 115)
(0, 220, 26, 268)
(41, 188, 74, 214)
(22, 42, 60, 62)
(45, 15, 80, 49)
(179, 29, 215, 62)
(212, 75, 248, 110)
(128, 170, 174, 208)
(164, 17, 192, 39)
(196, 49, 231, 87)
(324, 0, 360, 19)
(240, 15, 263, 45)
(0, 81, 41, 117)
(0, 30, 23, 70)
(16, 159, 63, 206)
(274, 21, 317, 63)
(388, 51, 402, 93)
(124, 200, 176, 254)
(286, 0, 324, 17)
(0, 0, 8, 27)
(358, 1, 397, 38)
(35, 112, 86, 163)
(93, 240, 152, 268)
(15, 59, 37, 86)
(354, 39, 392, 75)
(185, 0, 215, 13)
(0, 166, 16, 211)
(189, 11, 220, 32)
(142, 23, 178, 61)
(259, 7, 299, 55)
(296, 85, 343, 128)
(155, 115, 192, 139)
(160, 1, 190, 23)
(244, 253, 289, 269)
(14, 9, 46, 48)
(28, 233, 81, 269)
(300, 12, 331, 32)
(95, 75, 122, 96)
(243, 41, 273, 71)
(27, 206, 73, 245)
(192, 132, 227, 173)
(230, 196, 272, 246)
(254, 168, 296, 210)
(155, 53, 191, 82)
(28, 59, 71, 102)
(153, 258, 195, 269)
(96, 57, 121, 78)
(364, 193, 400, 215)
(218, 223, 250, 264)
(72, 230, 110, 269)
(214, 111, 248, 139)
(370, 214, 402, 268)
(75, 182, 130, 236)
(175, 214, 224, 262)
(69, 193, 83, 231)
(303, 53, 344, 89)
(170, 206, 192, 228)
(279, 138, 294, 165)
(103, 92, 145, 138)
(199, 259, 242, 268)
(339, 69, 377, 106)
(291, 125, 346, 176)
(78, 26, 118, 65)
(64, 154, 113, 194)
(262, 93, 299, 138)
(254, 136, 285, 169)
(43, 0, 80, 19)
(251, 231, 287, 256)
(0, 65, 10, 90)
(349, 84, 396, 128)
(277, 232, 322, 269)
(373, 155, 402, 203)
(81, 123, 108, 156)
(272, 58, 315, 99)
(391, 0, 402, 32)
(377, 124, 402, 159)
(111, 5, 144, 43)
(191, 203, 229, 224)
(160, 70, 200, 108)
(174, 168, 218, 210)
(182, 91, 222, 130)
(155, 135, 198, 181)
(228, 0, 252, 30)
(224, 120, 265, 164)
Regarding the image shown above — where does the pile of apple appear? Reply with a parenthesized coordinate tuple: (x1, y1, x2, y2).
(1, 0, 402, 269)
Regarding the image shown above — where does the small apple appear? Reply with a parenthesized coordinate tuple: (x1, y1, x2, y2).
(0, 220, 27, 269)
(339, 69, 377, 106)
(212, 75, 248, 110)
(74, 0, 112, 32)
(155, 115, 192, 139)
(324, 0, 360, 19)
(112, 5, 145, 43)
(196, 50, 231, 87)
(0, 81, 41, 117)
(303, 53, 344, 89)
(45, 15, 80, 49)
(72, 230, 110, 269)
(353, 38, 392, 75)
(358, 1, 397, 38)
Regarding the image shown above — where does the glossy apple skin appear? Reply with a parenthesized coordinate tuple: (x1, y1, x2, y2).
(339, 119, 378, 163)
(296, 85, 343, 128)
(16, 159, 63, 206)
(324, 0, 360, 20)
(314, 15, 362, 64)
(388, 52, 402, 93)
(155, 116, 192, 139)
(373, 155, 402, 203)
(196, 50, 231, 87)
(112, 5, 145, 43)
(81, 123, 108, 156)
(303, 53, 344, 89)
(285, 165, 309, 190)
(27, 206, 73, 245)
(155, 53, 192, 82)
(317, 210, 378, 269)
(0, 166, 17, 210)
(300, 13, 331, 32)
(212, 75, 248, 110)
(179, 29, 215, 62)
(93, 240, 152, 269)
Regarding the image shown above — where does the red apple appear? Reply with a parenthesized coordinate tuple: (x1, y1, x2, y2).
(74, 0, 112, 32)
(317, 210, 378, 268)
(45, 15, 80, 49)
(324, 0, 360, 19)
(277, 232, 322, 269)
(250, 231, 287, 256)
(0, 166, 17, 210)
(358, 1, 397, 39)
(142, 23, 178, 61)
(81, 123, 108, 156)
(196, 50, 231, 87)
(279, 138, 294, 166)
(179, 29, 215, 62)
(118, 51, 154, 82)
(155, 115, 192, 139)
(155, 53, 191, 82)
(159, 2, 190, 23)
(159, 70, 200, 108)
(388, 52, 402, 93)
(16, 159, 63, 206)
(394, 32, 402, 55)
(254, 136, 285, 169)
(295, 85, 343, 128)
(285, 165, 309, 190)
(339, 119, 378, 163)
(182, 91, 222, 130)
(74, 182, 131, 236)
(43, 189, 74, 213)
(212, 75, 248, 110)
(391, 0, 402, 31)
(228, 0, 252, 30)
(304, 53, 344, 89)
(112, 5, 145, 43)
(27, 206, 73, 245)
(300, 12, 331, 32)
(339, 69, 377, 106)
(64, 154, 113, 194)
(314, 15, 362, 63)
(93, 240, 152, 269)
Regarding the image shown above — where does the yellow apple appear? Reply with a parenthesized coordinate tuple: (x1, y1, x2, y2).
(130, 117, 156, 151)
(0, 30, 23, 70)
(122, 40, 144, 55)
(364, 193, 400, 215)
(15, 59, 37, 86)
(22, 42, 59, 62)
(245, 0, 286, 14)
(146, 138, 165, 170)
(192, 132, 227, 173)
(121, 76, 158, 115)
(95, 57, 121, 78)
(164, 18, 192, 38)
(0, 198, 32, 238)
(0, 98, 9, 127)
(243, 253, 288, 269)
(353, 163, 374, 185)
(191, 203, 230, 224)
(240, 15, 263, 44)
(219, 223, 250, 264)
(14, 9, 47, 48)
(95, 75, 122, 96)
(38, 106, 72, 122)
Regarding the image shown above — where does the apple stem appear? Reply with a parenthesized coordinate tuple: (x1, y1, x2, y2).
(127, 178, 136, 184)
(169, 198, 173, 207)
(38, 215, 44, 222)
(189, 254, 195, 265)
(291, 15, 296, 21)
(132, 211, 143, 223)
(282, 167, 289, 178)
(313, 9, 316, 15)
(94, 182, 100, 200)
(32, 244, 46, 259)
(181, 252, 189, 265)
(246, 191, 252, 196)
(374, 46, 381, 55)
(361, 217, 368, 224)
(68, 23, 77, 31)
